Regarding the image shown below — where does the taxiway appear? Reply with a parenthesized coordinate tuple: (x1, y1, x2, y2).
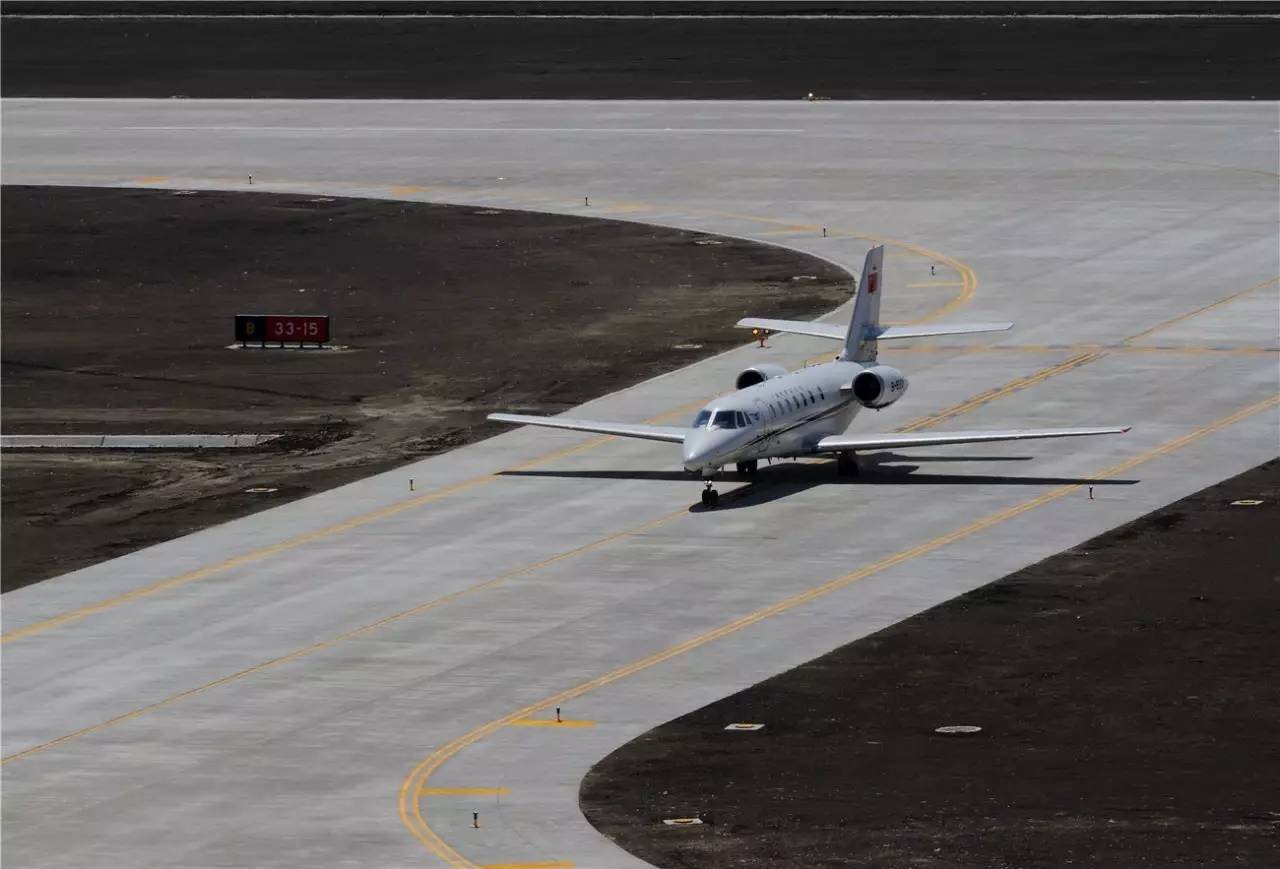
(2, 100, 1276, 868)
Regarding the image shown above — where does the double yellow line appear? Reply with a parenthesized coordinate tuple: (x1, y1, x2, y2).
(398, 392, 1280, 869)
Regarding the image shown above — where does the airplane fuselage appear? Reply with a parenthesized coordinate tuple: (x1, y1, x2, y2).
(490, 242, 1126, 507)
(681, 359, 881, 475)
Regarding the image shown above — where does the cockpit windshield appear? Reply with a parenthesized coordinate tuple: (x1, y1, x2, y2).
(694, 409, 758, 430)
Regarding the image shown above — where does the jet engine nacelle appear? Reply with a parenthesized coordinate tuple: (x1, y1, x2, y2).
(851, 365, 908, 408)
(735, 364, 789, 390)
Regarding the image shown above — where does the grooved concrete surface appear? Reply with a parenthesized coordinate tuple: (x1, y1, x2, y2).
(2, 101, 1277, 869)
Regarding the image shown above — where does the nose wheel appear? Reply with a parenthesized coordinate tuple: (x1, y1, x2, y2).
(701, 482, 720, 508)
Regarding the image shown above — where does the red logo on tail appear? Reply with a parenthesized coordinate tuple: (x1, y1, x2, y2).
(867, 270, 879, 293)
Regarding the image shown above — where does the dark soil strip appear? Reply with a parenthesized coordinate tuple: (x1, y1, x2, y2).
(1, 185, 849, 590)
(582, 459, 1280, 868)
(4, 13, 1277, 99)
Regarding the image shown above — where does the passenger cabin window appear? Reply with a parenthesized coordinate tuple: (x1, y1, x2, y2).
(693, 410, 712, 428)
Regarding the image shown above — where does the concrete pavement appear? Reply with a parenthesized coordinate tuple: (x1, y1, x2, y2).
(2, 100, 1276, 869)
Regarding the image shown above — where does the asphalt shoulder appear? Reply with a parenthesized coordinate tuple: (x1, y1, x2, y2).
(581, 458, 1280, 868)
(4, 13, 1278, 99)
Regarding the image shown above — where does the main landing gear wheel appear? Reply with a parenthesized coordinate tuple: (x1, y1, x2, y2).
(836, 451, 860, 478)
(736, 460, 758, 476)
(701, 483, 720, 507)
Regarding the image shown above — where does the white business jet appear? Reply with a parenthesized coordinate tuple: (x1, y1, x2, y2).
(491, 245, 1128, 507)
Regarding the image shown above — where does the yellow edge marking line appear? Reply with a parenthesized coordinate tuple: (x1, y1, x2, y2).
(686, 210, 977, 325)
(0, 329, 1031, 761)
(1123, 276, 1279, 345)
(888, 344, 1276, 356)
(400, 394, 1280, 868)
(0, 506, 687, 765)
(883, 275, 1279, 429)
(0, 194, 971, 644)
(507, 719, 595, 727)
(7, 277, 1263, 761)
(419, 788, 510, 796)
(0, 431, 609, 645)
(899, 352, 1105, 432)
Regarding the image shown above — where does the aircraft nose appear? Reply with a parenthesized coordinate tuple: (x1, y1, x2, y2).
(682, 431, 707, 469)
(683, 430, 725, 472)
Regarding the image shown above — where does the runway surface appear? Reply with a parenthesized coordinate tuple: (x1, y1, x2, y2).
(2, 100, 1277, 868)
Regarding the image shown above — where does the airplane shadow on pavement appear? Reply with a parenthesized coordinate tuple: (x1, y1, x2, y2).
(498, 451, 1138, 512)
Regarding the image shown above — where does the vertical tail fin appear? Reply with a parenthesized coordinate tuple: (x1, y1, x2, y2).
(843, 244, 885, 362)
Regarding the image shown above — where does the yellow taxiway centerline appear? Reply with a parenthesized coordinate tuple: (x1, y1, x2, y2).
(0, 200, 972, 645)
(398, 393, 1280, 869)
(4, 275, 1269, 763)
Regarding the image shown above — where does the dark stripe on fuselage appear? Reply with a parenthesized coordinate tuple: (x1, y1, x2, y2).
(742, 397, 855, 452)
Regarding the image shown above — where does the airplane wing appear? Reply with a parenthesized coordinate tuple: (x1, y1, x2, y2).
(488, 413, 687, 443)
(871, 322, 1013, 340)
(814, 426, 1129, 453)
(737, 318, 1013, 343)
(736, 317, 847, 341)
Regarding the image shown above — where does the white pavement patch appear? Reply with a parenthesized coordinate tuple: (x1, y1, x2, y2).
(1, 100, 1276, 869)
(1, 434, 281, 449)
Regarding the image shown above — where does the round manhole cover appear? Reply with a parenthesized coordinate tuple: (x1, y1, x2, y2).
(935, 725, 983, 735)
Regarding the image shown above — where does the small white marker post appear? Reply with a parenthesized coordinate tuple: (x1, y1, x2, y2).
(248, 173, 253, 185)
(584, 196, 589, 207)
(822, 226, 828, 238)
(1089, 486, 1094, 500)
(473, 811, 479, 829)
(556, 706, 562, 723)
(410, 479, 415, 492)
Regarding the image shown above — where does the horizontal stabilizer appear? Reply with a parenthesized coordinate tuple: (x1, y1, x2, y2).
(814, 426, 1129, 453)
(737, 319, 1013, 344)
(488, 413, 687, 443)
(736, 317, 846, 341)
(871, 322, 1013, 341)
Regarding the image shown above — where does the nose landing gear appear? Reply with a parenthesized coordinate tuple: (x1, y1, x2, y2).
(701, 481, 720, 508)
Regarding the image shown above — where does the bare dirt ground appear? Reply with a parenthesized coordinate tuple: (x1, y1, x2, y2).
(1, 185, 849, 590)
(581, 459, 1280, 868)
